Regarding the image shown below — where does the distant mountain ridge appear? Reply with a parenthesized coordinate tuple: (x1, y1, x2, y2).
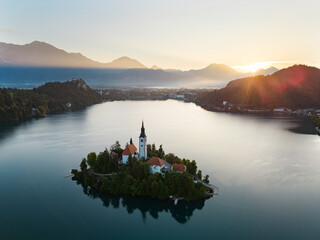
(255, 67, 279, 76)
(0, 41, 281, 88)
(0, 41, 146, 69)
(183, 63, 242, 80)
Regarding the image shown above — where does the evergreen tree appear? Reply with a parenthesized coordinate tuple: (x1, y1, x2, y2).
(80, 158, 87, 171)
(158, 144, 165, 159)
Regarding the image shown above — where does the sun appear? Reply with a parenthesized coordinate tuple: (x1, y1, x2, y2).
(233, 62, 272, 73)
(245, 62, 271, 72)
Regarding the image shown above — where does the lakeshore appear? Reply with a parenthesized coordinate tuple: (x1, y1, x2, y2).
(1, 100, 320, 239)
(99, 87, 320, 133)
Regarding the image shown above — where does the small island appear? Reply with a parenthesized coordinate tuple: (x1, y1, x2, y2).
(72, 122, 218, 201)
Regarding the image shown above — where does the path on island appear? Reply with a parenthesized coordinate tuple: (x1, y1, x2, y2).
(193, 176, 219, 195)
(88, 169, 117, 177)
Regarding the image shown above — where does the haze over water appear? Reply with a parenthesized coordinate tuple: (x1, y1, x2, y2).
(0, 100, 319, 239)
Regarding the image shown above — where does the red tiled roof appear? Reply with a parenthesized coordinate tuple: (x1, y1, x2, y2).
(146, 157, 166, 167)
(172, 164, 186, 172)
(110, 152, 118, 157)
(122, 144, 137, 155)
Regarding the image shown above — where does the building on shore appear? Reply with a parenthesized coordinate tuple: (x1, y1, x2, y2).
(146, 157, 167, 174)
(122, 138, 139, 164)
(172, 164, 186, 173)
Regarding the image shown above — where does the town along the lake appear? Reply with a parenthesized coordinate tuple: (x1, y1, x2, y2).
(72, 122, 218, 202)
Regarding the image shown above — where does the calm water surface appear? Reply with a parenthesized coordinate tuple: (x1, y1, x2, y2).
(0, 100, 319, 240)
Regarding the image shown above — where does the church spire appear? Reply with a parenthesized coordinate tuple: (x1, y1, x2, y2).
(139, 121, 146, 138)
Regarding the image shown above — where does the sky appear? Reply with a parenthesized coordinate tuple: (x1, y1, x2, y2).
(0, 0, 319, 71)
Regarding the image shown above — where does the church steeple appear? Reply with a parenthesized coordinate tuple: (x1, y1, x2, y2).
(139, 121, 147, 159)
(139, 121, 146, 138)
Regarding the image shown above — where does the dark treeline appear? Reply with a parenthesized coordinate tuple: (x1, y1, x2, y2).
(72, 143, 211, 201)
(199, 65, 320, 109)
(0, 79, 102, 122)
(311, 114, 320, 128)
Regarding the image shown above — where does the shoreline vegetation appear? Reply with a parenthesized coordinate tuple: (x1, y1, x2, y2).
(99, 65, 320, 132)
(72, 143, 212, 201)
(100, 87, 320, 117)
(1, 64, 319, 120)
(0, 78, 102, 123)
(311, 114, 320, 133)
(1, 65, 319, 133)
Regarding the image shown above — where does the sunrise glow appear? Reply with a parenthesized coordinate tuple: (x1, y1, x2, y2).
(233, 62, 273, 73)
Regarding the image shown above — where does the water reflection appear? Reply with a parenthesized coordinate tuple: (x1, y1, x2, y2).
(0, 120, 34, 143)
(78, 182, 206, 224)
(286, 117, 317, 134)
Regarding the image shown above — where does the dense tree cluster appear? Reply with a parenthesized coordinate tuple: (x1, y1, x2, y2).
(85, 149, 119, 174)
(147, 143, 165, 159)
(164, 153, 209, 181)
(0, 79, 102, 122)
(72, 142, 210, 201)
(110, 141, 124, 155)
(311, 114, 320, 128)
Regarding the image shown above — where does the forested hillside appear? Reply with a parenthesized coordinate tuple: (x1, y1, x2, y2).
(0, 79, 102, 122)
(199, 65, 320, 109)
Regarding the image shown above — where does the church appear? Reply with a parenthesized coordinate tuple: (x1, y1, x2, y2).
(119, 122, 186, 175)
(121, 121, 147, 164)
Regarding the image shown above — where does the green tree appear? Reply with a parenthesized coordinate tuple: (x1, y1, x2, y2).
(80, 158, 87, 171)
(164, 153, 181, 164)
(151, 180, 159, 198)
(151, 144, 157, 157)
(158, 144, 165, 159)
(147, 144, 152, 157)
(196, 170, 202, 180)
(87, 152, 97, 169)
(110, 141, 123, 155)
(185, 160, 197, 175)
(203, 175, 210, 183)
(100, 177, 111, 192)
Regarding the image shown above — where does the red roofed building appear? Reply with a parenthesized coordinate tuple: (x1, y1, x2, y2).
(171, 163, 186, 173)
(122, 138, 139, 164)
(146, 157, 167, 174)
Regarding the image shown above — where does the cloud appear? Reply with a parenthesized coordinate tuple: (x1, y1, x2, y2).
(0, 28, 17, 33)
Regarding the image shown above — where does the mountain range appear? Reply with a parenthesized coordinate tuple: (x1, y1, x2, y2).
(0, 41, 280, 88)
(0, 41, 146, 69)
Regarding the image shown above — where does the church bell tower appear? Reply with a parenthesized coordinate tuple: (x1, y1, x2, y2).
(139, 121, 147, 159)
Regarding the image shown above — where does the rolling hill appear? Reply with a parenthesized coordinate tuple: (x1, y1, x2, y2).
(199, 65, 320, 109)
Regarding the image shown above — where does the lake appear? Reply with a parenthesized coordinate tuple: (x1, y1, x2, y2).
(0, 100, 319, 240)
